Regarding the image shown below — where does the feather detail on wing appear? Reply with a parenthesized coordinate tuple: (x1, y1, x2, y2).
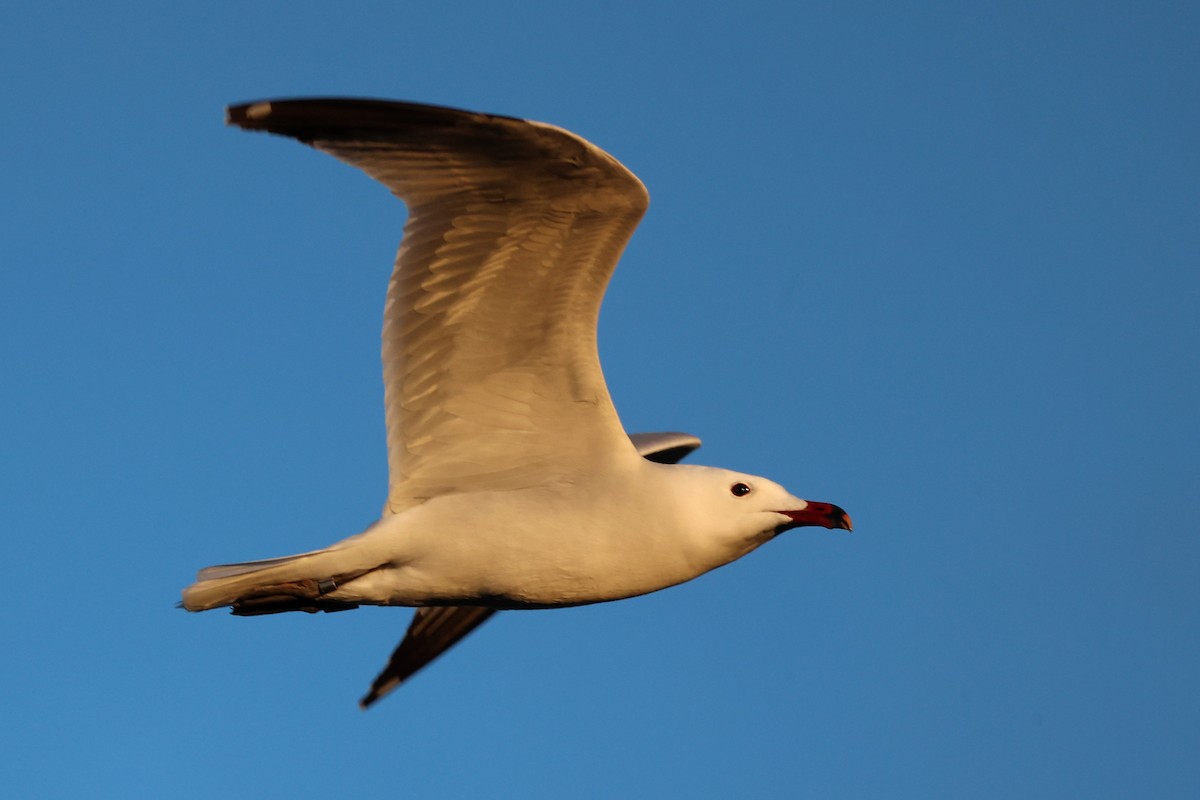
(226, 99, 650, 514)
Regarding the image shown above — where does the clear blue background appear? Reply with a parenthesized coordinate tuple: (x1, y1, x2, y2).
(3, 2, 1196, 797)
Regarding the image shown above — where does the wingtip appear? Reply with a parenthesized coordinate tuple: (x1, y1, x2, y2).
(358, 677, 397, 710)
(223, 97, 540, 142)
(225, 101, 273, 129)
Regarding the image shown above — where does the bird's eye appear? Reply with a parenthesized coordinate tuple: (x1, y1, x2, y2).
(730, 482, 752, 497)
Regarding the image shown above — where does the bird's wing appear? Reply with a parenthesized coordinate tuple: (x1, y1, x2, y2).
(627, 431, 702, 464)
(227, 99, 650, 514)
(359, 606, 495, 709)
(358, 430, 702, 709)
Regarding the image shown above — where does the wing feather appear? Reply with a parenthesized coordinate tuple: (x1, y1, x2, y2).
(227, 99, 649, 513)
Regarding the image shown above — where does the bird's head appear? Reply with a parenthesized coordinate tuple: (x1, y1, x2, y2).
(666, 465, 851, 567)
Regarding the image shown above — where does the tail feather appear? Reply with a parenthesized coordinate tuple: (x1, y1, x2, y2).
(196, 549, 329, 582)
(181, 547, 362, 612)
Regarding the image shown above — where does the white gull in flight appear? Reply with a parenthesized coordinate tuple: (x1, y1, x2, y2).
(182, 98, 851, 708)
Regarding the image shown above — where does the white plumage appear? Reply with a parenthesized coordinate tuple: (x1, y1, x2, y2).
(182, 99, 850, 707)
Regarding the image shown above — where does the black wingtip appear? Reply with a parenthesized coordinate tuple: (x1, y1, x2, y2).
(224, 97, 527, 139)
(358, 687, 384, 711)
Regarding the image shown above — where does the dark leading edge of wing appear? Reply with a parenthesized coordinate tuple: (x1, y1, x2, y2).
(358, 432, 702, 709)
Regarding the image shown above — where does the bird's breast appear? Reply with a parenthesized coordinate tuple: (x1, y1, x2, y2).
(354, 483, 709, 608)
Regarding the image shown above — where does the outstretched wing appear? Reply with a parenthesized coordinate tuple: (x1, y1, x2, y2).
(359, 606, 495, 709)
(358, 431, 702, 709)
(227, 99, 650, 514)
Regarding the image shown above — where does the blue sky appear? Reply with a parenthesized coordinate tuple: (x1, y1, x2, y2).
(3, 1, 1197, 797)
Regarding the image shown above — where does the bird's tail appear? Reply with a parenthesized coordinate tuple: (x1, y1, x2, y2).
(180, 547, 372, 615)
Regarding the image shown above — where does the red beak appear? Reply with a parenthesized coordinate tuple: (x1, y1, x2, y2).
(779, 502, 852, 532)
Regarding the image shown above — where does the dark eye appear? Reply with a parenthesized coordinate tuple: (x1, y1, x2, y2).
(730, 482, 752, 497)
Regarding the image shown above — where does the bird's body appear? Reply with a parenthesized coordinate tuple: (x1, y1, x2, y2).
(182, 98, 850, 707)
(187, 461, 805, 613)
(322, 468, 715, 610)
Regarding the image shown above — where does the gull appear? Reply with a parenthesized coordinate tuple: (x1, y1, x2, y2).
(182, 98, 852, 709)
